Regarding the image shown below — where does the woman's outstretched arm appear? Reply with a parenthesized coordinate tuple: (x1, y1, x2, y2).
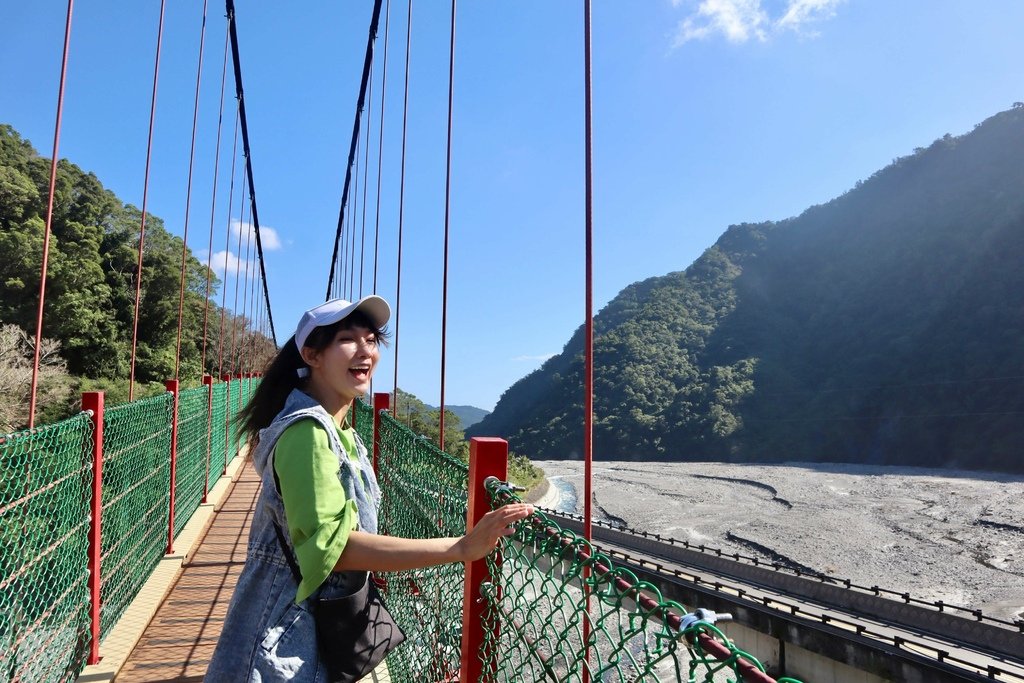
(334, 503, 534, 572)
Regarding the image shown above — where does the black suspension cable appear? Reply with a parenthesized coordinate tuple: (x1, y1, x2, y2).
(373, 0, 392, 295)
(225, 0, 276, 344)
(326, 0, 386, 300)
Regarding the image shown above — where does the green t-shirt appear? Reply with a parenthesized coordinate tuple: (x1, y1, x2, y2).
(273, 417, 360, 603)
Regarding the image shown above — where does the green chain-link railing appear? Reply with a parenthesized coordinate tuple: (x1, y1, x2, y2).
(354, 398, 373, 453)
(375, 408, 469, 682)
(209, 381, 229, 489)
(100, 393, 174, 639)
(478, 482, 804, 683)
(0, 414, 93, 683)
(174, 387, 212, 537)
(0, 377, 249, 683)
(228, 379, 245, 459)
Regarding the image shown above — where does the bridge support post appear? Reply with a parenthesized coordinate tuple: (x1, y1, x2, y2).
(83, 391, 104, 665)
(372, 392, 389, 475)
(201, 374, 213, 503)
(460, 437, 508, 683)
(165, 379, 179, 554)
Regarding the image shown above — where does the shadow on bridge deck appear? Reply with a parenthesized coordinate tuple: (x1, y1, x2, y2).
(114, 460, 259, 682)
(85, 460, 392, 682)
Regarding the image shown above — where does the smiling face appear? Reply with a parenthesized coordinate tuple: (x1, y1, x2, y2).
(300, 324, 381, 413)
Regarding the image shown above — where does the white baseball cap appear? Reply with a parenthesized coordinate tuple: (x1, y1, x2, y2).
(294, 295, 391, 350)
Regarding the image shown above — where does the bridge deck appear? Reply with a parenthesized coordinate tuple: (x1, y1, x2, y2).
(94, 459, 390, 682)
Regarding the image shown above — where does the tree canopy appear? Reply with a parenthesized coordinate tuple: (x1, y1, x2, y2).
(0, 124, 274, 427)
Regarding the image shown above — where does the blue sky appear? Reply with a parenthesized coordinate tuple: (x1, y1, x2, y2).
(4, 1, 1024, 411)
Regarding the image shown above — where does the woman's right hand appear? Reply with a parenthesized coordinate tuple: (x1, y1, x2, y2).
(454, 503, 534, 563)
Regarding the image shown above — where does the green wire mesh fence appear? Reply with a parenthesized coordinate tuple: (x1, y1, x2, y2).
(174, 387, 211, 537)
(0, 414, 93, 683)
(228, 379, 245, 460)
(477, 481, 803, 683)
(354, 398, 373, 453)
(209, 381, 229, 489)
(375, 408, 469, 682)
(100, 393, 173, 639)
(0, 377, 251, 683)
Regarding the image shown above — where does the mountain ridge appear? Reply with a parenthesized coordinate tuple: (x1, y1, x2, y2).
(468, 106, 1024, 473)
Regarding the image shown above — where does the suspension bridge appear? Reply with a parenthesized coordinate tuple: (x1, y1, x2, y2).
(3, 2, 1024, 682)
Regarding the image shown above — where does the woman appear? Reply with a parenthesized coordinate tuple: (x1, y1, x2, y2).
(206, 295, 533, 682)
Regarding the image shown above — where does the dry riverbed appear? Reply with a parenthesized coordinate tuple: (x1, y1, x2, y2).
(532, 459, 1024, 625)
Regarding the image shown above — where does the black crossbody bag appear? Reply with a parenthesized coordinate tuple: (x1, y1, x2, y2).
(272, 521, 405, 682)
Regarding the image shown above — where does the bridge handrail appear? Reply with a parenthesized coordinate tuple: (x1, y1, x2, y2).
(0, 376, 254, 683)
(473, 480, 801, 683)
(549, 509, 1024, 634)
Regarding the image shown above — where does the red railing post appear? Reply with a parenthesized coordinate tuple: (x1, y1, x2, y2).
(221, 372, 232, 470)
(372, 392, 389, 475)
(460, 437, 508, 683)
(201, 374, 214, 503)
(82, 391, 104, 665)
(165, 379, 179, 554)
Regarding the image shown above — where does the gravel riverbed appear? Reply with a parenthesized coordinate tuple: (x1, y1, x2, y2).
(532, 459, 1024, 624)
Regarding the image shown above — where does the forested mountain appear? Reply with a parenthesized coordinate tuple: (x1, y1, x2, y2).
(424, 403, 489, 430)
(0, 124, 273, 428)
(468, 107, 1024, 473)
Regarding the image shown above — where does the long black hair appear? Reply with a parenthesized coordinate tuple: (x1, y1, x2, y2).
(238, 309, 389, 447)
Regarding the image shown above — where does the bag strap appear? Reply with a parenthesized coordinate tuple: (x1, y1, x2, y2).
(272, 516, 303, 586)
(271, 466, 304, 586)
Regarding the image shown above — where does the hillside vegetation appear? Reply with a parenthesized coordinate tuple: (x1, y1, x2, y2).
(469, 107, 1024, 473)
(0, 124, 273, 429)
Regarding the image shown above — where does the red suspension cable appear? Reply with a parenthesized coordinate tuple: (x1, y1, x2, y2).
(226, 0, 277, 344)
(340, 194, 349, 299)
(202, 21, 232, 377)
(393, 0, 414, 414)
(129, 0, 168, 402)
(582, 0, 596, 679)
(28, 0, 75, 429)
(217, 107, 240, 376)
(325, 0, 386, 300)
(229, 176, 248, 374)
(349, 137, 359, 299)
(438, 0, 457, 451)
(175, 0, 210, 379)
(359, 65, 373, 299)
(247, 220, 259, 373)
(373, 0, 392, 295)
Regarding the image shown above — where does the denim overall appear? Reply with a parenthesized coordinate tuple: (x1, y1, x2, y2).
(205, 389, 381, 682)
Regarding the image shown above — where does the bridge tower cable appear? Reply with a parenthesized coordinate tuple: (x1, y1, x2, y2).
(349, 137, 360, 299)
(218, 106, 240, 376)
(229, 176, 248, 374)
(226, 0, 277, 344)
(239, 188, 254, 371)
(128, 0, 168, 402)
(174, 0, 210, 380)
(582, 0, 596, 678)
(28, 0, 75, 429)
(326, 0, 387, 300)
(393, 0, 414, 416)
(373, 0, 392, 297)
(202, 21, 233, 376)
(359, 63, 374, 299)
(248, 222, 260, 372)
(342, 193, 350, 296)
(438, 0, 457, 451)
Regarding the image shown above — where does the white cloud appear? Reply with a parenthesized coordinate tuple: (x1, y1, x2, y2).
(672, 0, 843, 47)
(777, 0, 844, 33)
(230, 219, 282, 250)
(210, 250, 245, 276)
(511, 353, 557, 362)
